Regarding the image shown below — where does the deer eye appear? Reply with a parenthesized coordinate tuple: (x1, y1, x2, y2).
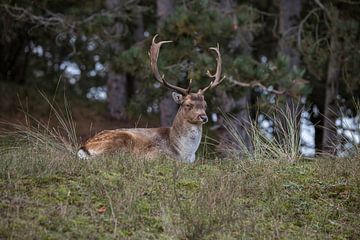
(185, 104, 193, 109)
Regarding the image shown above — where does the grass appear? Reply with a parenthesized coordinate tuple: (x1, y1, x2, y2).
(1, 141, 359, 239)
(221, 104, 302, 163)
(0, 99, 359, 239)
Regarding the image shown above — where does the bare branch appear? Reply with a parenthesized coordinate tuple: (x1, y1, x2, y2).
(0, 3, 135, 34)
(297, 7, 322, 53)
(337, 0, 360, 4)
(314, 0, 329, 14)
(228, 77, 287, 96)
(1, 4, 69, 29)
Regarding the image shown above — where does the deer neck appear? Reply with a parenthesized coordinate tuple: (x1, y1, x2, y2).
(169, 112, 203, 163)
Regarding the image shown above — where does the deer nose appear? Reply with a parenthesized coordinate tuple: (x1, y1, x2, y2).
(199, 114, 208, 123)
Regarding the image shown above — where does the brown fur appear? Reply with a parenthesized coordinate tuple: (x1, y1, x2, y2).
(78, 36, 224, 161)
(79, 93, 208, 162)
(89, 35, 226, 161)
(82, 128, 170, 156)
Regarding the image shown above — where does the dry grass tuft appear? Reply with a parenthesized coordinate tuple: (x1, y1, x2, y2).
(0, 92, 79, 178)
(221, 104, 302, 163)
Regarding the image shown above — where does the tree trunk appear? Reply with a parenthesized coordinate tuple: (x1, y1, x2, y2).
(134, 11, 145, 43)
(157, 0, 176, 126)
(0, 30, 28, 84)
(216, 0, 253, 155)
(322, 20, 341, 154)
(278, 0, 301, 67)
(130, 7, 145, 98)
(157, 0, 175, 28)
(215, 89, 254, 156)
(277, 0, 302, 150)
(107, 73, 128, 119)
(234, 91, 253, 152)
(310, 95, 325, 154)
(105, 0, 128, 120)
(307, 74, 327, 154)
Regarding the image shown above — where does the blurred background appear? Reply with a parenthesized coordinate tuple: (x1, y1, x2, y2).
(0, 0, 359, 157)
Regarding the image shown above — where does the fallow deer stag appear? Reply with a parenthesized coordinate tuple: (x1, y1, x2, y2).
(77, 35, 225, 162)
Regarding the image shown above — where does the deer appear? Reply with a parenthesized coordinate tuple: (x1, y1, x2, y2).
(77, 35, 225, 162)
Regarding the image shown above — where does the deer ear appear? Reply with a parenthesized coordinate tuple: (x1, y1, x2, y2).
(172, 92, 184, 104)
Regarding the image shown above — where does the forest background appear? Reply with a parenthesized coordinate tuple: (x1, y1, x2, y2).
(1, 1, 360, 239)
(1, 0, 360, 156)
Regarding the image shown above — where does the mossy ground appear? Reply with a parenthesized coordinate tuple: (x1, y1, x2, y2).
(0, 144, 359, 239)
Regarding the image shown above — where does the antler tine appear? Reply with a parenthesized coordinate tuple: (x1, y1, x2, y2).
(186, 78, 193, 93)
(199, 43, 226, 94)
(149, 35, 190, 95)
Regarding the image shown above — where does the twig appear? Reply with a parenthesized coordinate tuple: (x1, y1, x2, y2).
(297, 8, 322, 53)
(228, 77, 287, 96)
(337, 0, 360, 4)
(0, 3, 133, 33)
(314, 0, 330, 15)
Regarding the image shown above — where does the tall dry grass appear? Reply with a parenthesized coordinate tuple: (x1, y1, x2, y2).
(0, 92, 80, 178)
(221, 104, 302, 163)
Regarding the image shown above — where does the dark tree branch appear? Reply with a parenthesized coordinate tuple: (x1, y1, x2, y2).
(228, 77, 287, 96)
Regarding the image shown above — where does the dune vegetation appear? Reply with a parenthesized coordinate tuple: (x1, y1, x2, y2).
(1, 106, 359, 240)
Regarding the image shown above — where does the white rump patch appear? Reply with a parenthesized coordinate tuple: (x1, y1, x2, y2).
(77, 149, 89, 159)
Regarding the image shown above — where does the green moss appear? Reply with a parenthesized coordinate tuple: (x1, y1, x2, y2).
(0, 153, 360, 239)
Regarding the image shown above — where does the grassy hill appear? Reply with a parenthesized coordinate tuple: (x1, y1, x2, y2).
(1, 144, 359, 239)
(0, 93, 359, 239)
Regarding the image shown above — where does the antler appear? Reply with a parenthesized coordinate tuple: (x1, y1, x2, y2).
(149, 35, 192, 95)
(199, 44, 226, 94)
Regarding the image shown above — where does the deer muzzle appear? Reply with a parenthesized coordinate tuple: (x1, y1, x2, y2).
(198, 114, 208, 123)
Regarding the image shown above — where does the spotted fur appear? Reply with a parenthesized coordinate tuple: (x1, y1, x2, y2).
(78, 93, 207, 162)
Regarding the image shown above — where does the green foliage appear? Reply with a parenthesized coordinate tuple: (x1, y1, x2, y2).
(118, 46, 148, 74)
(300, 0, 360, 101)
(230, 53, 309, 102)
(0, 0, 143, 90)
(119, 1, 269, 115)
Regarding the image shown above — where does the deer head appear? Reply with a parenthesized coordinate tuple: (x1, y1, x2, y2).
(149, 35, 225, 125)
